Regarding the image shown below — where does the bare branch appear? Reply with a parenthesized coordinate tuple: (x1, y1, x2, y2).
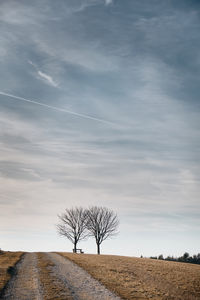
(57, 207, 88, 252)
(86, 206, 119, 254)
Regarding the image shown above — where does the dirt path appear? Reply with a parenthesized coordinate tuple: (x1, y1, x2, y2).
(47, 252, 121, 300)
(1, 253, 42, 300)
(1, 252, 121, 300)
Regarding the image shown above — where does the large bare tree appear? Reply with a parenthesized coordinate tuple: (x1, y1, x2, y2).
(57, 207, 88, 253)
(86, 206, 119, 254)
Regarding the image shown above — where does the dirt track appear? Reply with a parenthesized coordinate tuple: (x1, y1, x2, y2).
(0, 252, 121, 300)
(1, 253, 42, 300)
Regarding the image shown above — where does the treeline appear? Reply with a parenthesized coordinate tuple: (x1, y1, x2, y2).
(150, 252, 200, 265)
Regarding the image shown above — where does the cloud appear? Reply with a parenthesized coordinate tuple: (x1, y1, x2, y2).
(37, 70, 58, 87)
(0, 1, 44, 25)
(28, 60, 37, 68)
(28, 60, 58, 87)
(33, 37, 117, 72)
(105, 0, 113, 5)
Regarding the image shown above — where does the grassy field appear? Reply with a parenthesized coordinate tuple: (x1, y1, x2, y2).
(0, 251, 23, 294)
(59, 252, 200, 300)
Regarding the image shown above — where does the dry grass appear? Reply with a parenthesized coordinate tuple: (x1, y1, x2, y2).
(0, 251, 23, 294)
(59, 252, 200, 300)
(37, 252, 73, 300)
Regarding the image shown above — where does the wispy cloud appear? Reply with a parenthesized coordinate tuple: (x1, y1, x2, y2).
(105, 0, 113, 5)
(28, 60, 37, 68)
(28, 60, 58, 87)
(37, 70, 58, 87)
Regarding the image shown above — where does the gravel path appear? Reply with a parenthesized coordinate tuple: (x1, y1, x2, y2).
(1, 253, 42, 300)
(47, 252, 122, 300)
(0, 252, 122, 300)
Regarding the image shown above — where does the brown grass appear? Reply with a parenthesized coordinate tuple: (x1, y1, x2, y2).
(0, 251, 23, 294)
(58, 252, 200, 300)
(37, 252, 73, 300)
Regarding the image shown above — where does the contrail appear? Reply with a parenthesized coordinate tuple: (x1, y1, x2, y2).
(0, 91, 114, 126)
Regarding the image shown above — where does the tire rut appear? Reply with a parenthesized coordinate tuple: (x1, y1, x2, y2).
(46, 252, 122, 300)
(1, 252, 122, 300)
(0, 253, 42, 300)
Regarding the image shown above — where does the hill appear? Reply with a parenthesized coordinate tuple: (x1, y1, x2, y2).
(59, 252, 200, 300)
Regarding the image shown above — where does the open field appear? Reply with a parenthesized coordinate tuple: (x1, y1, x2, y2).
(59, 252, 200, 300)
(1, 251, 200, 299)
(0, 251, 23, 295)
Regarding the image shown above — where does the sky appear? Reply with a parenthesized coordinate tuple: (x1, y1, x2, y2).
(0, 0, 200, 257)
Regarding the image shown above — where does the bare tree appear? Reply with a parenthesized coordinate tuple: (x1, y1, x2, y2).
(57, 207, 88, 253)
(86, 206, 119, 255)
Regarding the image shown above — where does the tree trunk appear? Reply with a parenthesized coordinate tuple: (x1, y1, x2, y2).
(74, 242, 77, 253)
(97, 243, 100, 255)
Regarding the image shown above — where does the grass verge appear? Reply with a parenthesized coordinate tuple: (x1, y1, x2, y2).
(37, 252, 73, 300)
(0, 251, 24, 295)
(58, 252, 200, 300)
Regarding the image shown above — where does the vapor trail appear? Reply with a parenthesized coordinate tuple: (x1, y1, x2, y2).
(0, 91, 114, 125)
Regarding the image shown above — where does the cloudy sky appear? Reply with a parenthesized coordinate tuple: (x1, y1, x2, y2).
(0, 0, 200, 257)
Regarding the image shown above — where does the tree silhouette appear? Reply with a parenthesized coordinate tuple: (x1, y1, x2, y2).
(86, 206, 119, 255)
(57, 207, 88, 253)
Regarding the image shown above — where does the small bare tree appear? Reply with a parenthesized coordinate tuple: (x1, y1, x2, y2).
(86, 206, 119, 255)
(57, 207, 88, 253)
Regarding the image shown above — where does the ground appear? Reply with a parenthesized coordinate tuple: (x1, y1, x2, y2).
(60, 252, 200, 300)
(0, 251, 200, 300)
